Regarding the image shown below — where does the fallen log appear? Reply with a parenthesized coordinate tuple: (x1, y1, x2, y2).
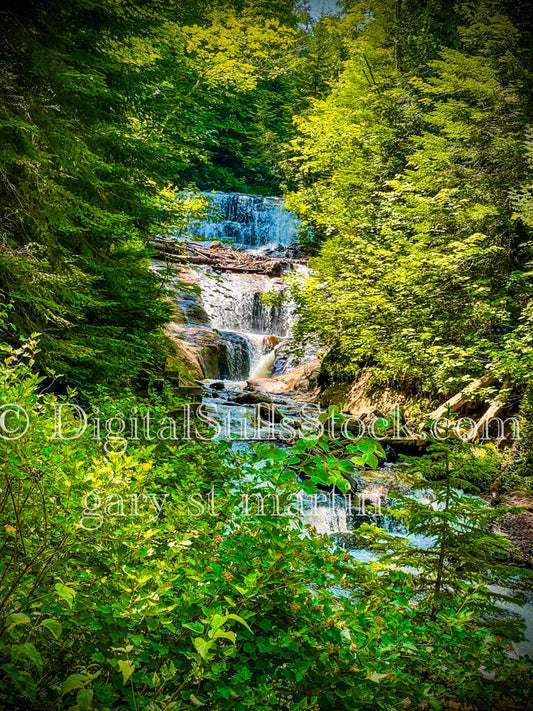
(427, 373, 496, 421)
(151, 238, 296, 275)
(157, 253, 216, 265)
(466, 381, 510, 442)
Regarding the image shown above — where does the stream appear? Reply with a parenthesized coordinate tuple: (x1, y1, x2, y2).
(171, 191, 533, 658)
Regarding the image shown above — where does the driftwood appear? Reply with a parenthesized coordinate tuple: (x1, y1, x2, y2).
(150, 237, 292, 276)
(159, 253, 217, 265)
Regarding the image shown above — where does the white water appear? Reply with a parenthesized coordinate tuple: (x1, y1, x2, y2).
(179, 192, 304, 380)
(250, 348, 277, 379)
(188, 192, 300, 248)
(194, 268, 292, 339)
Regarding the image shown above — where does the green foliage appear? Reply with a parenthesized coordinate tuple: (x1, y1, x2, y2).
(0, 341, 530, 711)
(284, 0, 533, 400)
(356, 441, 531, 624)
(0, 0, 307, 388)
(2, 4, 533, 709)
(0, 343, 532, 710)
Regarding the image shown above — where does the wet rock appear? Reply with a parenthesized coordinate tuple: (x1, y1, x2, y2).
(272, 340, 319, 376)
(211, 381, 225, 390)
(165, 324, 225, 380)
(234, 391, 273, 405)
(263, 335, 283, 350)
(265, 261, 285, 278)
(488, 491, 533, 568)
(257, 402, 284, 423)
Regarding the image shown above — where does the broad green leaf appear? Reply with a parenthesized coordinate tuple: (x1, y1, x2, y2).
(55, 583, 75, 608)
(367, 671, 387, 683)
(210, 613, 226, 631)
(117, 659, 135, 685)
(193, 637, 214, 662)
(40, 618, 63, 639)
(61, 673, 91, 696)
(20, 643, 43, 675)
(77, 688, 93, 711)
(213, 629, 236, 643)
(6, 613, 31, 631)
(1, 664, 36, 701)
(226, 613, 253, 633)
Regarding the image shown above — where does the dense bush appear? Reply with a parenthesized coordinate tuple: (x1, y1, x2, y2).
(0, 338, 531, 710)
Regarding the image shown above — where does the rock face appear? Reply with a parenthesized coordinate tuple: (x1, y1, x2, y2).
(272, 340, 319, 377)
(488, 491, 533, 567)
(247, 359, 320, 398)
(166, 323, 225, 379)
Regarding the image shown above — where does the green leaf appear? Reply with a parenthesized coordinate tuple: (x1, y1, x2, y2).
(40, 618, 63, 639)
(55, 583, 75, 608)
(77, 688, 93, 711)
(117, 660, 135, 685)
(362, 452, 379, 469)
(20, 643, 43, 675)
(193, 637, 214, 661)
(210, 613, 226, 631)
(226, 613, 253, 633)
(183, 621, 204, 634)
(61, 673, 91, 697)
(1, 664, 36, 701)
(213, 629, 236, 643)
(336, 478, 351, 495)
(6, 613, 31, 631)
(367, 671, 387, 683)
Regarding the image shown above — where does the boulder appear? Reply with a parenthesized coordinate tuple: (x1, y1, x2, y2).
(257, 402, 284, 423)
(234, 391, 273, 405)
(247, 359, 320, 398)
(265, 261, 285, 278)
(333, 371, 418, 419)
(165, 323, 225, 380)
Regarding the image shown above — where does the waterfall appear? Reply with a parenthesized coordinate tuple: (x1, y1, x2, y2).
(194, 269, 293, 337)
(188, 192, 300, 248)
(171, 191, 306, 382)
(219, 332, 254, 380)
(250, 348, 276, 379)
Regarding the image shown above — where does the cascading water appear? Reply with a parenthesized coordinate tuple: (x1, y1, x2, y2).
(188, 192, 300, 248)
(194, 270, 292, 338)
(219, 332, 253, 381)
(181, 192, 302, 379)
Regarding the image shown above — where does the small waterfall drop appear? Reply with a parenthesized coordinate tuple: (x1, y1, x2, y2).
(219, 332, 254, 380)
(250, 347, 277, 379)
